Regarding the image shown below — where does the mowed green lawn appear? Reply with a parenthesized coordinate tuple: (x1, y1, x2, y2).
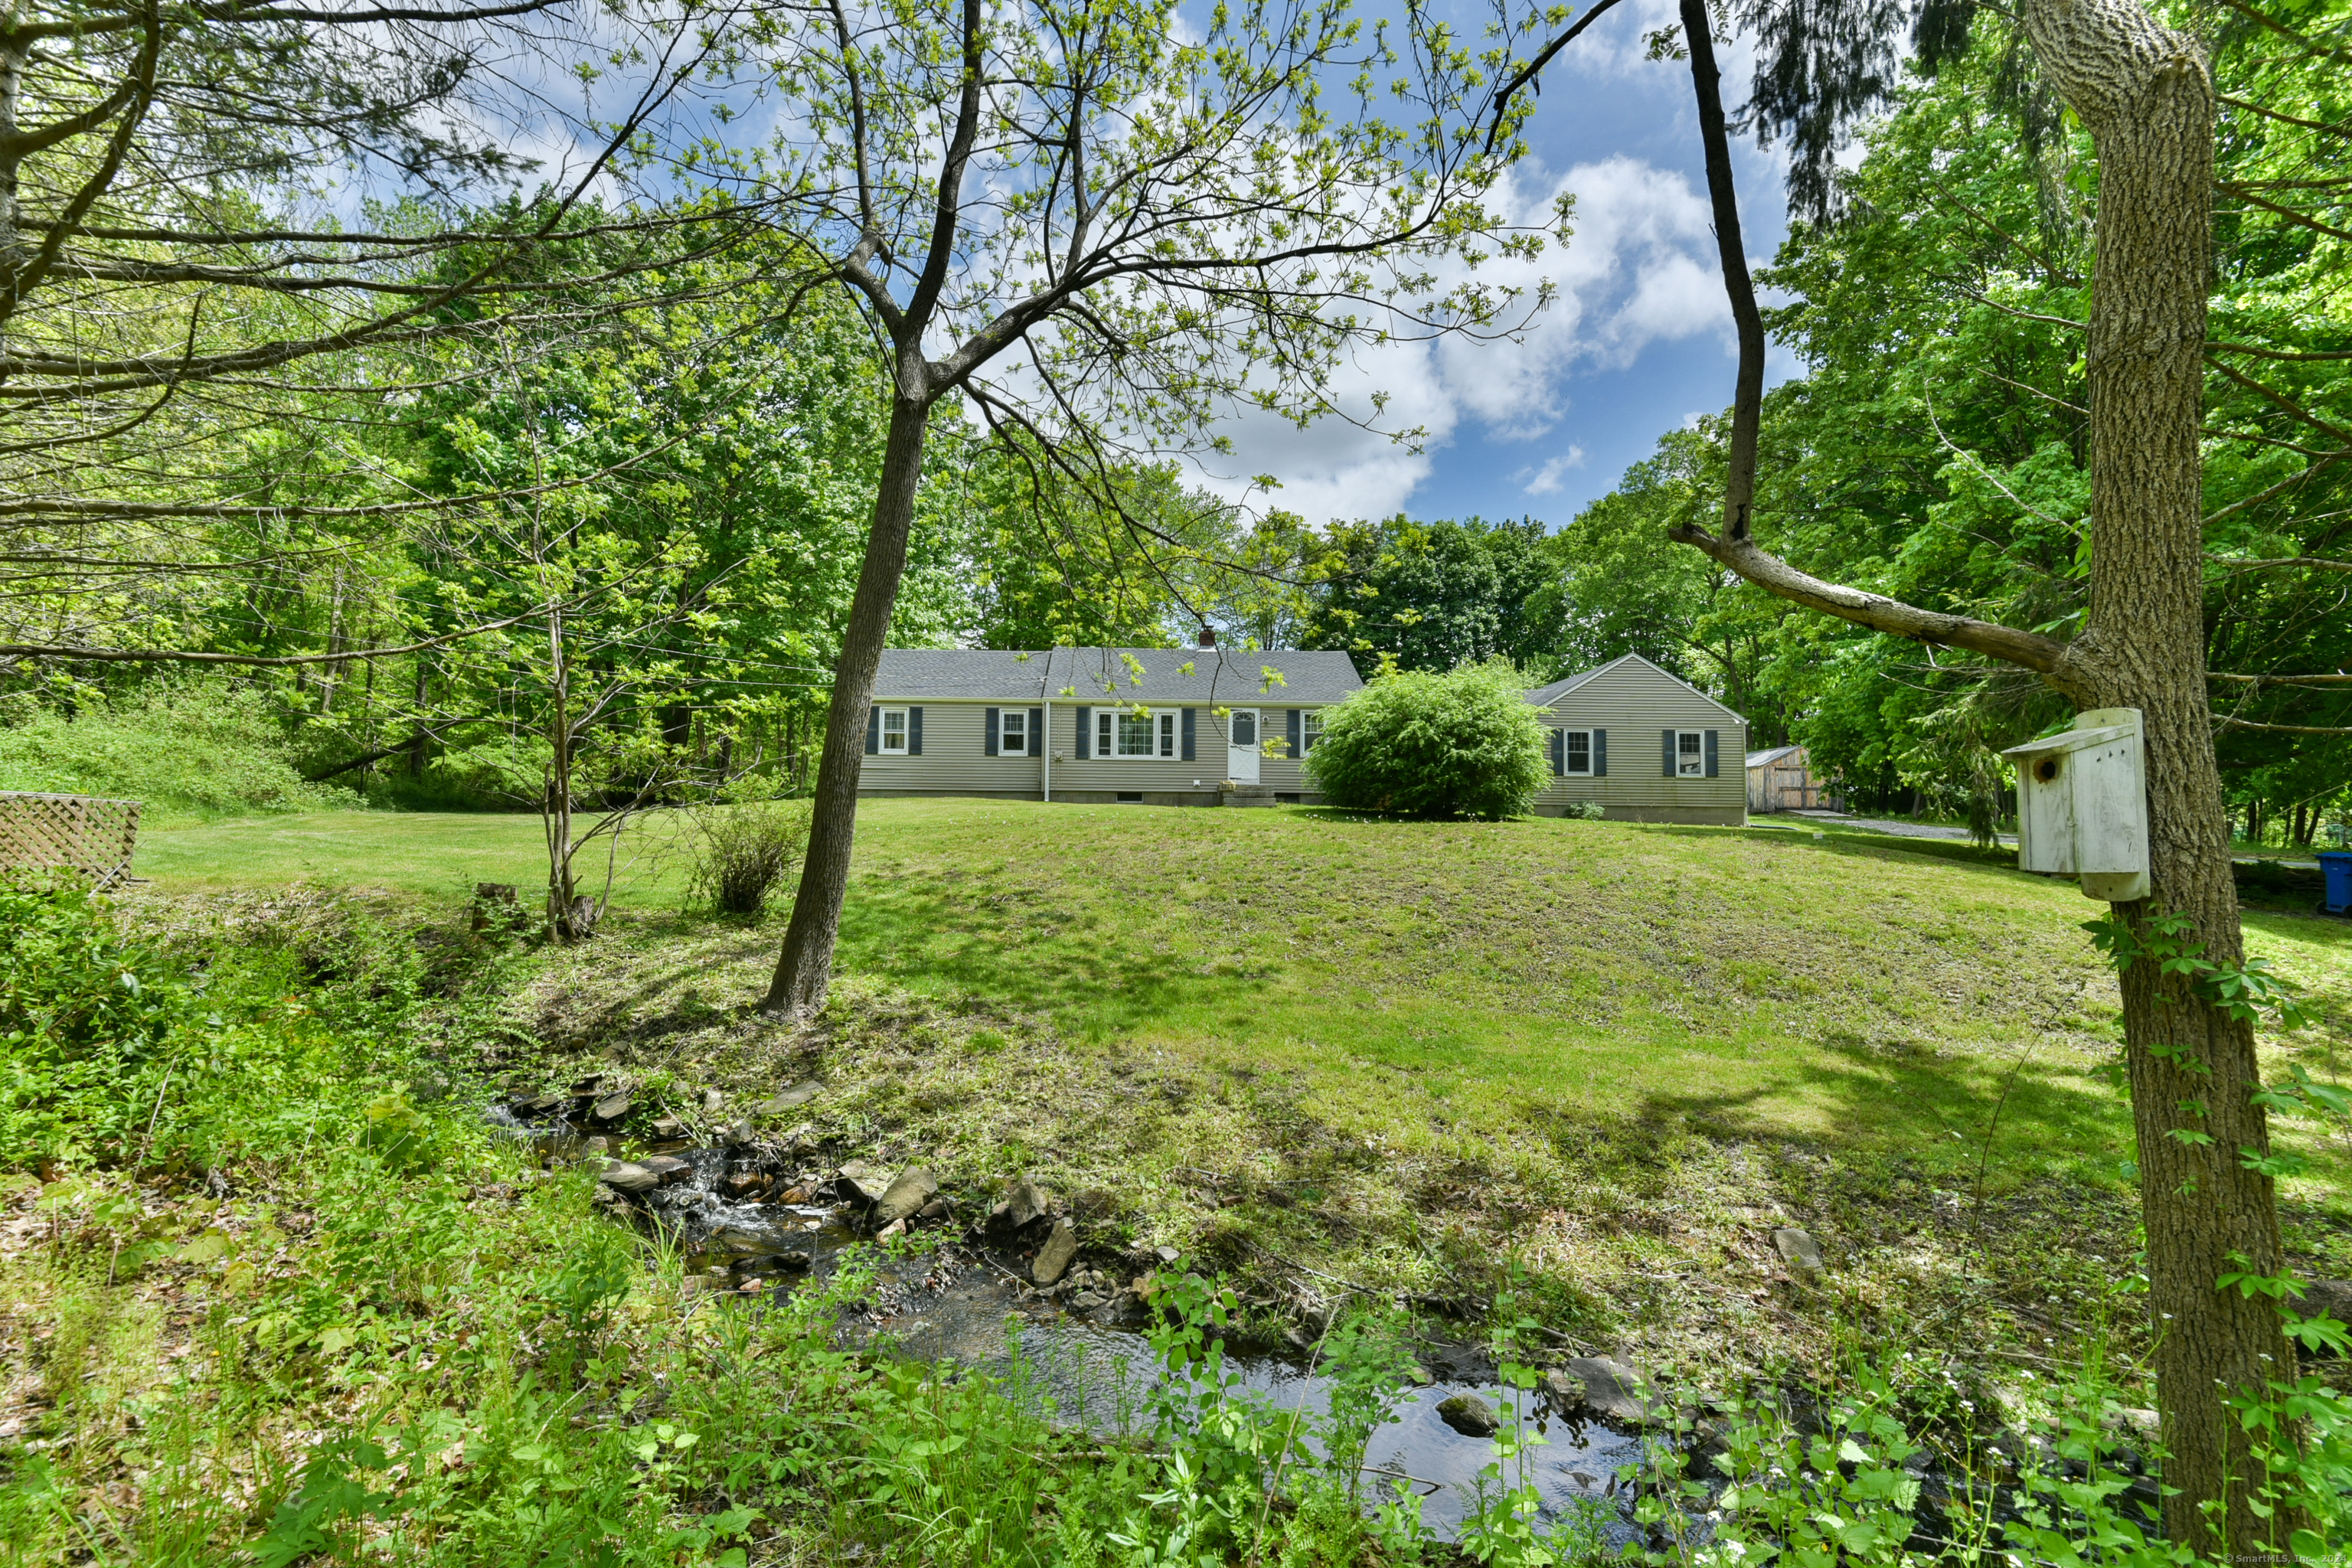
(137, 800, 2352, 1192)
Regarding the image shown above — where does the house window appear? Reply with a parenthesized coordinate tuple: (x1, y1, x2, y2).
(1000, 708, 1027, 754)
(1302, 710, 1324, 751)
(1562, 729, 1592, 776)
(879, 707, 910, 754)
(1675, 730, 1704, 777)
(1100, 707, 1173, 759)
(1118, 709, 1152, 756)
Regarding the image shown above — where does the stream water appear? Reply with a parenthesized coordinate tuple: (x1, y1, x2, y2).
(488, 1109, 1671, 1545)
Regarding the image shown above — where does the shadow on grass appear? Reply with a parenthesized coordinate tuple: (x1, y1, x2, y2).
(1599, 1028, 2133, 1184)
(1656, 822, 2028, 875)
(833, 872, 1257, 1040)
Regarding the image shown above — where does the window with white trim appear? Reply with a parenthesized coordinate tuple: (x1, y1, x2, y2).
(1000, 708, 1027, 754)
(1675, 729, 1704, 777)
(879, 707, 910, 755)
(1098, 707, 1178, 759)
(1562, 728, 1592, 776)
(1302, 710, 1324, 751)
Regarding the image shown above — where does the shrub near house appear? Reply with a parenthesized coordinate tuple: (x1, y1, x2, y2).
(1304, 662, 1550, 820)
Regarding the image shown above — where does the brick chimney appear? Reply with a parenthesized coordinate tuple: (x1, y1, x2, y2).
(1197, 625, 1217, 648)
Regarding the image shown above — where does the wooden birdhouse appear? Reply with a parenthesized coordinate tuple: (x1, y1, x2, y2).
(2001, 707, 2151, 902)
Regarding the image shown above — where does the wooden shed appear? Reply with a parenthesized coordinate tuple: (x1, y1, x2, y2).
(1746, 745, 1828, 813)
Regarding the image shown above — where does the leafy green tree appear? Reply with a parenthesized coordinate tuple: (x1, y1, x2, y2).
(1496, 0, 2352, 1544)
(1303, 661, 1549, 820)
(1547, 423, 1796, 742)
(0, 2, 773, 671)
(741, 0, 1560, 1013)
(1305, 515, 1567, 677)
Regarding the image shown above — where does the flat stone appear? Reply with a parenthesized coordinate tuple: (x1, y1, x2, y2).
(650, 1113, 687, 1138)
(709, 1224, 786, 1255)
(916, 1197, 951, 1221)
(639, 1155, 693, 1186)
(1032, 1218, 1080, 1285)
(1543, 1369, 1588, 1413)
(1437, 1393, 1500, 1437)
(989, 1178, 1048, 1233)
(701, 1086, 727, 1112)
(590, 1093, 631, 1123)
(722, 1172, 767, 1199)
(837, 1160, 892, 1204)
(874, 1168, 939, 1226)
(1559, 1355, 1662, 1427)
(1773, 1227, 1825, 1278)
(599, 1160, 658, 1194)
(757, 1080, 824, 1116)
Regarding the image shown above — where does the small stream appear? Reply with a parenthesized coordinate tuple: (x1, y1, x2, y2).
(488, 1105, 1668, 1546)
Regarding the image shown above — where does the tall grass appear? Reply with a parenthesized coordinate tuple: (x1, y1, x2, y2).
(0, 686, 335, 816)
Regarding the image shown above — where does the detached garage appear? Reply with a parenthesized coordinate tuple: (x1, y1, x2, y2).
(1525, 655, 1749, 826)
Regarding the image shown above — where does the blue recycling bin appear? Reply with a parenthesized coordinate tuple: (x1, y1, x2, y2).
(2321, 851, 2352, 915)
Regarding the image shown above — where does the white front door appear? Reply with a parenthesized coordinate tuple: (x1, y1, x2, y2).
(1228, 708, 1260, 783)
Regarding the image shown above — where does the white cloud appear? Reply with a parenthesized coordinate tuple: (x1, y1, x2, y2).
(1194, 152, 1755, 522)
(1516, 449, 1588, 495)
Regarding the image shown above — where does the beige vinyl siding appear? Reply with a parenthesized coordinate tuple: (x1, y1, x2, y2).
(1532, 661, 1746, 825)
(858, 701, 1047, 798)
(1253, 707, 1325, 795)
(856, 697, 1340, 803)
(1052, 701, 1227, 795)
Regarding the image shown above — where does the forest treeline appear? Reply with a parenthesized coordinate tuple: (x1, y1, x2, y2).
(5, 0, 2346, 842)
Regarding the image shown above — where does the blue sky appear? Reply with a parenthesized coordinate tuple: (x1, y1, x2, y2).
(1200, 0, 1798, 530)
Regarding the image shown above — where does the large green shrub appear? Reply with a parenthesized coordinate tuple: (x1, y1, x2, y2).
(0, 686, 332, 816)
(1303, 661, 1550, 820)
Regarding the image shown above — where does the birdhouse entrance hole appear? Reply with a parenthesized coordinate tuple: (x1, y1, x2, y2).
(2033, 756, 2060, 784)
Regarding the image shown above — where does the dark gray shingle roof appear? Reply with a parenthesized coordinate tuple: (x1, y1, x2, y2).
(873, 646, 1364, 704)
(869, 648, 1058, 701)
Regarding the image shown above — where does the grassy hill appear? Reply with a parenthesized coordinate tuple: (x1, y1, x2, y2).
(137, 799, 2351, 1208)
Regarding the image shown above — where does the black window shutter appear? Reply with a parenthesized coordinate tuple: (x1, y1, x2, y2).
(1593, 729, 1608, 776)
(1550, 729, 1563, 776)
(985, 707, 1000, 756)
(909, 707, 923, 756)
(1285, 709, 1301, 756)
(1704, 729, 1719, 777)
(1662, 729, 1675, 777)
(1027, 708, 1044, 756)
(866, 707, 880, 755)
(1181, 707, 1196, 761)
(1076, 707, 1091, 758)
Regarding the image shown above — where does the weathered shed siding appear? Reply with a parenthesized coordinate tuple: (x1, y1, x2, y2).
(1530, 658, 1747, 825)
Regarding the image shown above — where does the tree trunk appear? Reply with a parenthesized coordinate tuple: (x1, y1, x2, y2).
(1681, 0, 1764, 543)
(763, 394, 935, 1014)
(2021, 0, 2295, 1550)
(544, 603, 585, 942)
